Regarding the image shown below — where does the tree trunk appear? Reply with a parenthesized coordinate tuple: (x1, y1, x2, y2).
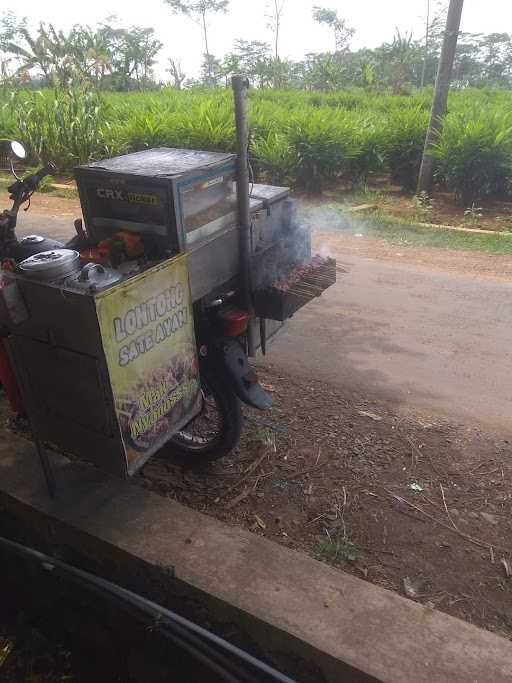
(416, 0, 464, 195)
(201, 10, 212, 85)
(273, 0, 280, 60)
(420, 0, 430, 88)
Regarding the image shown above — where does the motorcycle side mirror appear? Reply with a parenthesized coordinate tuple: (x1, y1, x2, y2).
(9, 141, 26, 160)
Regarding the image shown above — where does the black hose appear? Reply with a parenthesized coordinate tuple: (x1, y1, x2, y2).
(0, 535, 296, 683)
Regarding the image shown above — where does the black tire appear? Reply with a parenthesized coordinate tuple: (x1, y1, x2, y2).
(163, 365, 242, 465)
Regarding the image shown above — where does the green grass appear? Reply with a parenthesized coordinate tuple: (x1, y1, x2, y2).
(321, 205, 512, 255)
(317, 535, 360, 563)
(368, 216, 512, 254)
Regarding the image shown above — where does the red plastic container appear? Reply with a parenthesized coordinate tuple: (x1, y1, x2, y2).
(0, 338, 24, 415)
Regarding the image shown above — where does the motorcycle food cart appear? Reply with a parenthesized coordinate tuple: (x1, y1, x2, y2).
(0, 79, 336, 491)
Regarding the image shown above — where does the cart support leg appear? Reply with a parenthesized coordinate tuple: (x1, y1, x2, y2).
(259, 317, 266, 356)
(34, 436, 56, 498)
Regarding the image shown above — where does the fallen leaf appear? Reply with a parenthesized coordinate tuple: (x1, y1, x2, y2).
(254, 514, 266, 530)
(403, 576, 431, 599)
(501, 558, 511, 578)
(403, 577, 417, 598)
(0, 639, 14, 668)
(357, 410, 382, 422)
(409, 483, 424, 492)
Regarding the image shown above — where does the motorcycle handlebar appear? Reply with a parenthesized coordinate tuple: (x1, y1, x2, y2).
(23, 162, 56, 191)
(6, 162, 56, 212)
(0, 160, 56, 247)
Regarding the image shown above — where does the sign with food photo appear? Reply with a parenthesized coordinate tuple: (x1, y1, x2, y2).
(95, 254, 201, 474)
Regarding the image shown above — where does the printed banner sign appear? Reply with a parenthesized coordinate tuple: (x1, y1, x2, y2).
(95, 254, 200, 474)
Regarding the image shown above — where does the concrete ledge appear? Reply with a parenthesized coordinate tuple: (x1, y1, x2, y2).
(1, 435, 511, 683)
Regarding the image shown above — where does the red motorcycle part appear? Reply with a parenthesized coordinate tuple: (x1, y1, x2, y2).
(219, 308, 251, 337)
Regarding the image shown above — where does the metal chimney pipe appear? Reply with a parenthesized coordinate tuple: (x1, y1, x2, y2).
(231, 75, 255, 356)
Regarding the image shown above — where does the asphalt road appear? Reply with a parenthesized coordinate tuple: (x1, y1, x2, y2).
(269, 253, 512, 435)
(13, 209, 512, 435)
(15, 203, 79, 244)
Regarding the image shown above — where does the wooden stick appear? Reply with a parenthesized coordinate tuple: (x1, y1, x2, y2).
(225, 487, 250, 510)
(291, 281, 324, 292)
(440, 483, 458, 530)
(290, 282, 322, 294)
(222, 451, 268, 496)
(286, 290, 314, 301)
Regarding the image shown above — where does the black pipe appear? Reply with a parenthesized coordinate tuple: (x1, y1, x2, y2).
(232, 75, 256, 358)
(0, 534, 297, 683)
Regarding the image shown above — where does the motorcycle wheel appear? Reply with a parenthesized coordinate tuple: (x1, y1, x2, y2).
(164, 365, 242, 464)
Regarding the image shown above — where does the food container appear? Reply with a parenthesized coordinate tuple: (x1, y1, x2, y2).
(63, 263, 123, 293)
(79, 245, 111, 265)
(18, 249, 80, 282)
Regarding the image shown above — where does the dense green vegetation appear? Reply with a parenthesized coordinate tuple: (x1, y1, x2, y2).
(2, 87, 512, 203)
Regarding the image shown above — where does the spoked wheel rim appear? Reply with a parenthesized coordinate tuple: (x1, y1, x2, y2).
(172, 376, 225, 452)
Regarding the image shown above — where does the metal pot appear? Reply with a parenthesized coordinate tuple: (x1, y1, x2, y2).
(18, 249, 80, 282)
(63, 263, 123, 293)
(14, 234, 65, 261)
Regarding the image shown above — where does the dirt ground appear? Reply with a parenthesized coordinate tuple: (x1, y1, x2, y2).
(374, 189, 512, 233)
(0, 187, 82, 216)
(312, 177, 512, 232)
(314, 230, 512, 281)
(136, 363, 512, 641)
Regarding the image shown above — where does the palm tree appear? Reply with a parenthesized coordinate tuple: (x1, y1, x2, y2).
(6, 25, 53, 84)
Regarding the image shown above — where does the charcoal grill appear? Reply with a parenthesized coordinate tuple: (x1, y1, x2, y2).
(253, 257, 336, 321)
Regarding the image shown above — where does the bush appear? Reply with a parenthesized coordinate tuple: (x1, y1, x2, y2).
(286, 109, 361, 191)
(433, 107, 512, 205)
(251, 131, 298, 185)
(347, 114, 386, 184)
(380, 106, 429, 190)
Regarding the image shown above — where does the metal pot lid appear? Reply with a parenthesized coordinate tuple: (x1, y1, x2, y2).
(64, 263, 123, 292)
(20, 234, 45, 245)
(19, 249, 79, 272)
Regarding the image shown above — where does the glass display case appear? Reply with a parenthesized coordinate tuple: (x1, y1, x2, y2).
(180, 172, 238, 244)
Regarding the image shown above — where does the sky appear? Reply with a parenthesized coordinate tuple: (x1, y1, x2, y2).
(6, 0, 512, 80)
